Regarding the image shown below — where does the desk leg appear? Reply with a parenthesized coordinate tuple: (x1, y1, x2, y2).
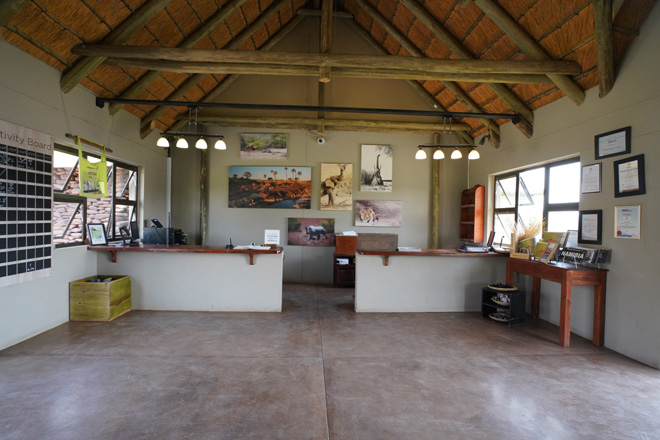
(593, 284, 606, 346)
(531, 277, 541, 318)
(559, 283, 572, 347)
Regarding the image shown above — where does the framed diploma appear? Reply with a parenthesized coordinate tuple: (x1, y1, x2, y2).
(614, 154, 645, 198)
(578, 210, 602, 245)
(615, 205, 641, 239)
(595, 126, 631, 159)
(581, 163, 601, 194)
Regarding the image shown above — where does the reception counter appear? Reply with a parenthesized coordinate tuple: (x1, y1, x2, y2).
(355, 250, 507, 312)
(89, 245, 284, 312)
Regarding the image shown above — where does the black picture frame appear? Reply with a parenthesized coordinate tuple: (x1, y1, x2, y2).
(614, 154, 645, 198)
(581, 163, 602, 194)
(578, 210, 602, 245)
(595, 126, 631, 160)
(87, 223, 108, 246)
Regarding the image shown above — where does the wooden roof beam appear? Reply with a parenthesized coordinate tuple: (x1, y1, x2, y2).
(108, 0, 250, 114)
(594, 0, 615, 97)
(0, 0, 30, 27)
(399, 0, 534, 138)
(465, 0, 585, 106)
(60, 0, 174, 94)
(319, 0, 334, 83)
(139, 0, 292, 137)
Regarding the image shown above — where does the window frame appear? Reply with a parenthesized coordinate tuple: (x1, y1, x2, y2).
(493, 157, 580, 244)
(53, 144, 139, 248)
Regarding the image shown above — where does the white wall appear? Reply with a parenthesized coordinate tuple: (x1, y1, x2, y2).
(469, 6, 660, 368)
(0, 41, 168, 350)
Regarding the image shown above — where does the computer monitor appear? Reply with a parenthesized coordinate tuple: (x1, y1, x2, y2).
(130, 220, 139, 241)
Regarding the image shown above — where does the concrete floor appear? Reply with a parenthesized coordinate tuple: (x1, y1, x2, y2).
(1, 284, 659, 440)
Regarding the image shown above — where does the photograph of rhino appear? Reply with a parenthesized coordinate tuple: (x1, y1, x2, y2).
(240, 133, 287, 159)
(287, 218, 335, 246)
(320, 163, 353, 211)
(355, 200, 402, 227)
(360, 144, 392, 192)
(228, 166, 311, 208)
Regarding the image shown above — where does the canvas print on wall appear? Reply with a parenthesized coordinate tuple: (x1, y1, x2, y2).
(228, 166, 311, 209)
(320, 163, 353, 211)
(287, 217, 335, 246)
(355, 200, 402, 227)
(360, 144, 392, 192)
(240, 133, 287, 159)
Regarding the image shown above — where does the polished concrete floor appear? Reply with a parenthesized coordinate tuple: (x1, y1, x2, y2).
(1, 284, 660, 440)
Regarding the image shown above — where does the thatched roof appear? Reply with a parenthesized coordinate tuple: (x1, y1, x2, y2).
(2, 0, 656, 143)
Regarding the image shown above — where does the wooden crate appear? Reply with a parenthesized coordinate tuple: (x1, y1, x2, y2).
(357, 233, 398, 252)
(335, 235, 358, 254)
(69, 275, 131, 321)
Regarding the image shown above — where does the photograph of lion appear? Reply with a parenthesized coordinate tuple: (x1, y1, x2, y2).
(354, 200, 402, 227)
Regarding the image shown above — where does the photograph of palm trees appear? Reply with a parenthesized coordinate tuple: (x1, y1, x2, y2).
(240, 133, 287, 159)
(228, 166, 311, 208)
(361, 144, 392, 192)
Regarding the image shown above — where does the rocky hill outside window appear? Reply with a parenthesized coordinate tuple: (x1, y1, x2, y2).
(53, 145, 139, 247)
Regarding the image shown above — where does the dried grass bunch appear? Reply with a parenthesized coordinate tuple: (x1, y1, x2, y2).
(513, 218, 546, 242)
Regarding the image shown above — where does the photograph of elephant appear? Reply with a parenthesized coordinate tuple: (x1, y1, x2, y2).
(355, 200, 402, 227)
(287, 217, 335, 246)
(360, 144, 392, 192)
(240, 133, 287, 159)
(320, 163, 353, 211)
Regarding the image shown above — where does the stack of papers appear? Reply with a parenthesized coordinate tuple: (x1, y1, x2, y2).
(397, 246, 422, 252)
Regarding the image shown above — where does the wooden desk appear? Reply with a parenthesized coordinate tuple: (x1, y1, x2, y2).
(506, 258, 607, 347)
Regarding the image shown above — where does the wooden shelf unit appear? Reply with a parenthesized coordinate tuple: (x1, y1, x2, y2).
(460, 185, 485, 243)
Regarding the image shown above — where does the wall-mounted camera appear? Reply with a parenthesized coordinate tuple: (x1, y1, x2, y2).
(317, 137, 326, 145)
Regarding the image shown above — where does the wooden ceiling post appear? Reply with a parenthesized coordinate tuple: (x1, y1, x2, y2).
(431, 132, 441, 249)
(108, 0, 250, 114)
(399, 0, 535, 137)
(468, 0, 586, 106)
(60, 0, 173, 94)
(138, 0, 291, 137)
(594, 0, 615, 98)
(319, 0, 334, 83)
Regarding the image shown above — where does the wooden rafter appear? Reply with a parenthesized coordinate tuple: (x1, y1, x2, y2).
(466, 0, 586, 106)
(0, 0, 31, 27)
(594, 0, 615, 97)
(399, 0, 535, 138)
(139, 0, 292, 137)
(319, 0, 334, 83)
(108, 0, 250, 115)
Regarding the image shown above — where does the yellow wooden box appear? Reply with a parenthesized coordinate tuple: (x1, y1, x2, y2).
(69, 275, 131, 321)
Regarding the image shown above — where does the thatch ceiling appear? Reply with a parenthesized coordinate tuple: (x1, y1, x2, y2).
(1, 0, 657, 144)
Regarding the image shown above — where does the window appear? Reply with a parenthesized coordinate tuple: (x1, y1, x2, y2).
(53, 145, 139, 247)
(493, 158, 579, 246)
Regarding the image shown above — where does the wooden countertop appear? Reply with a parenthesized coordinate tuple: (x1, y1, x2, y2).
(88, 244, 282, 265)
(357, 248, 507, 265)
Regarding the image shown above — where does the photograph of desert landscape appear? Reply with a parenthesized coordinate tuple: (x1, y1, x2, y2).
(228, 166, 311, 208)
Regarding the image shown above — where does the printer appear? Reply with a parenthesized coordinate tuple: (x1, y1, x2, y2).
(143, 219, 187, 245)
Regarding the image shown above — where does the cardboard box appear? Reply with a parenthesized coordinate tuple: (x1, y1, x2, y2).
(335, 235, 358, 254)
(69, 275, 131, 321)
(357, 233, 398, 252)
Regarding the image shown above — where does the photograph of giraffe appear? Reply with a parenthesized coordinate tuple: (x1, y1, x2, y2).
(320, 163, 353, 211)
(360, 144, 392, 192)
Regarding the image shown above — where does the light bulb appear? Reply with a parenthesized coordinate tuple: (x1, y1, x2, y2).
(195, 137, 208, 149)
(415, 148, 427, 160)
(176, 137, 188, 149)
(214, 139, 227, 150)
(156, 136, 169, 147)
(468, 148, 480, 160)
(432, 149, 445, 160)
(450, 148, 462, 159)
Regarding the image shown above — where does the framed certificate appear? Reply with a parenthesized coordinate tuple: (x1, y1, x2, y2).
(615, 205, 641, 239)
(581, 163, 601, 194)
(87, 223, 108, 246)
(578, 210, 602, 245)
(595, 126, 631, 159)
(614, 154, 645, 198)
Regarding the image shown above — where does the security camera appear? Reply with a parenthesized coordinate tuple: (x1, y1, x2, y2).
(317, 137, 326, 145)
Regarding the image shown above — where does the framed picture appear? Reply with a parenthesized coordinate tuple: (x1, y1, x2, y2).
(87, 223, 108, 246)
(581, 163, 601, 194)
(615, 205, 641, 239)
(595, 126, 631, 159)
(320, 163, 352, 210)
(228, 166, 311, 209)
(578, 210, 602, 245)
(360, 144, 392, 192)
(614, 154, 645, 197)
(239, 133, 287, 159)
(287, 218, 335, 246)
(355, 200, 402, 227)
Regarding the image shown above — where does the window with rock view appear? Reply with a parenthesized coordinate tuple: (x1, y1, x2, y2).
(53, 145, 139, 247)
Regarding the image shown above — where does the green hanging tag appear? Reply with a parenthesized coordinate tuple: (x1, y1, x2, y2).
(78, 137, 109, 198)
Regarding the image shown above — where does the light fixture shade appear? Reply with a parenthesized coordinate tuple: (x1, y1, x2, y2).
(450, 148, 462, 159)
(195, 137, 208, 149)
(175, 137, 188, 149)
(468, 148, 480, 160)
(415, 148, 427, 160)
(157, 136, 169, 148)
(432, 148, 445, 160)
(214, 139, 227, 150)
